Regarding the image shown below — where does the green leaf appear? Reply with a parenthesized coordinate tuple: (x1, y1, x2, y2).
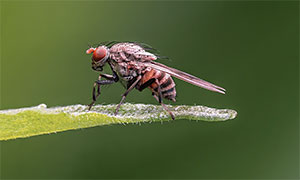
(0, 103, 237, 141)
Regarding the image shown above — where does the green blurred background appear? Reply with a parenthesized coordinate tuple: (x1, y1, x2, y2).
(0, 1, 298, 179)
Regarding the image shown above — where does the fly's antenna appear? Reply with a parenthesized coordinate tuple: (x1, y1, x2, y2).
(86, 43, 95, 54)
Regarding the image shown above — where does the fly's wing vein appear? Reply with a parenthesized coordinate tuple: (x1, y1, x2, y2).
(143, 61, 226, 94)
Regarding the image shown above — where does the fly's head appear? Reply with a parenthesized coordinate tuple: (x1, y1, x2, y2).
(86, 46, 110, 71)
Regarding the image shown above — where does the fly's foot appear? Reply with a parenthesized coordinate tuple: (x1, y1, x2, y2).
(114, 104, 121, 116)
(88, 102, 94, 111)
(169, 111, 175, 120)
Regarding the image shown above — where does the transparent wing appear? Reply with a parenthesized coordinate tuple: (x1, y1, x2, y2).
(144, 61, 226, 94)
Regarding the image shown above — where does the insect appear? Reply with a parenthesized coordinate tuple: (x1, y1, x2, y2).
(86, 41, 225, 120)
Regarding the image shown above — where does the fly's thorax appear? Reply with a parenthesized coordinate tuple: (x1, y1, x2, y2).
(110, 60, 141, 81)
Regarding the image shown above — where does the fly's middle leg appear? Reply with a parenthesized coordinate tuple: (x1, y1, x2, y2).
(115, 75, 142, 115)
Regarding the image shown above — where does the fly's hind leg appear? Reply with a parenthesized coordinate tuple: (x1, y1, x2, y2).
(152, 93, 175, 120)
(153, 80, 175, 120)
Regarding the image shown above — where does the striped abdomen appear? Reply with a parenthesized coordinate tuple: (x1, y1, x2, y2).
(138, 69, 176, 101)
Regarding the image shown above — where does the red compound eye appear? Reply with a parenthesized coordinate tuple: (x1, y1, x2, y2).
(93, 46, 107, 62)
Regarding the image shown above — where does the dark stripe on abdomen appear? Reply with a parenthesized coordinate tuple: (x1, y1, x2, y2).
(160, 78, 172, 89)
(162, 87, 175, 94)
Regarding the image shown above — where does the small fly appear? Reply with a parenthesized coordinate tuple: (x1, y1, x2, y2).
(86, 41, 225, 119)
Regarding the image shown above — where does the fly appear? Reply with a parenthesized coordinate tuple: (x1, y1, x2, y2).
(86, 41, 225, 120)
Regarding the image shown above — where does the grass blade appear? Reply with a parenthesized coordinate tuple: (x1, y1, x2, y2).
(0, 103, 237, 141)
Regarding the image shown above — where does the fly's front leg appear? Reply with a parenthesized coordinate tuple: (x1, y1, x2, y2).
(115, 75, 142, 115)
(93, 75, 102, 101)
(88, 71, 119, 110)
